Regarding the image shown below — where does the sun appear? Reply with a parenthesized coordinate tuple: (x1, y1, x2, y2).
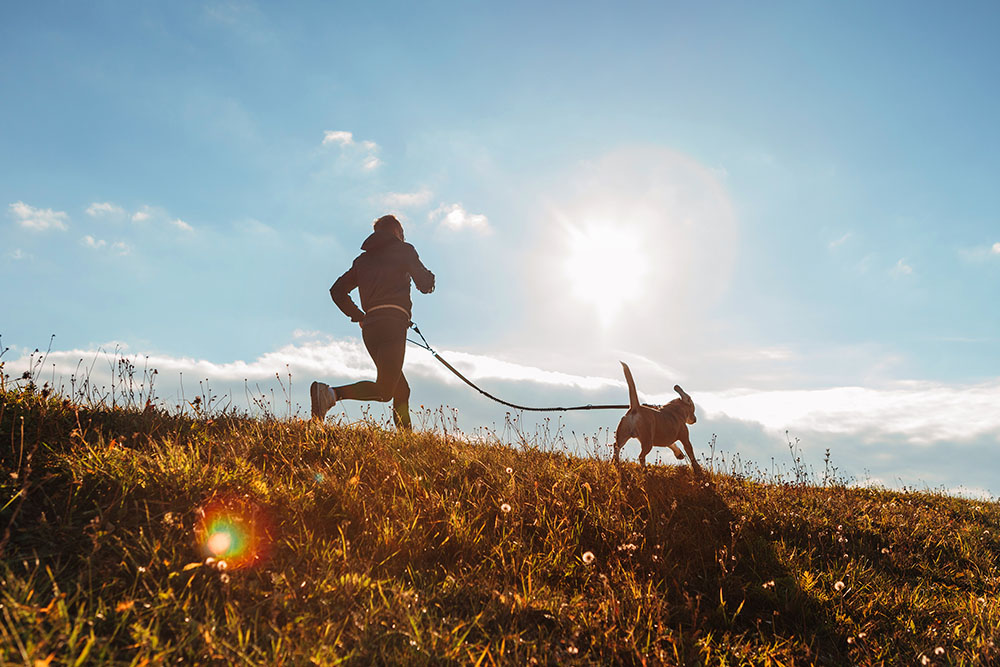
(563, 222, 649, 325)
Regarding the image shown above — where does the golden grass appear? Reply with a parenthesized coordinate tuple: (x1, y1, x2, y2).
(1, 370, 998, 665)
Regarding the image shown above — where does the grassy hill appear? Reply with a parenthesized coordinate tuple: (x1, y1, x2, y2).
(1, 372, 998, 665)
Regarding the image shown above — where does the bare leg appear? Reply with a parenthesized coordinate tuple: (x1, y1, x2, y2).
(392, 372, 412, 430)
(331, 316, 411, 429)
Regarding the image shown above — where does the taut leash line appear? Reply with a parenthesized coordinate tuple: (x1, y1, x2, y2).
(407, 322, 631, 412)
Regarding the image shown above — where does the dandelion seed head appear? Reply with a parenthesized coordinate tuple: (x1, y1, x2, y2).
(500, 503, 512, 513)
(505, 467, 513, 474)
(834, 580, 845, 591)
(582, 551, 595, 565)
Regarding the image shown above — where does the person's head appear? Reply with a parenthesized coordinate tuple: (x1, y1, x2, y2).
(373, 214, 404, 241)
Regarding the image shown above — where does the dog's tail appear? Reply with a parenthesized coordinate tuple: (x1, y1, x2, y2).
(620, 362, 640, 412)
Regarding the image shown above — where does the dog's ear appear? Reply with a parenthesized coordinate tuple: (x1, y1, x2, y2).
(675, 385, 697, 424)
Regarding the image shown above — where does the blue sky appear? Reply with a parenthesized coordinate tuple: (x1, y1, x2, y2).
(3, 2, 999, 497)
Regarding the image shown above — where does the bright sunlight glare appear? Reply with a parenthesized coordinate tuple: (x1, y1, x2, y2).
(563, 223, 650, 326)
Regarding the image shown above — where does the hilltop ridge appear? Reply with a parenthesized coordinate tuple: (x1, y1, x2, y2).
(1, 380, 998, 665)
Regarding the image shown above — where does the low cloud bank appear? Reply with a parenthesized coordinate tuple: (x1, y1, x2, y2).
(7, 337, 997, 497)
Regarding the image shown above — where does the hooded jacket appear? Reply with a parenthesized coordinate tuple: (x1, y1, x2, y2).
(330, 229, 435, 323)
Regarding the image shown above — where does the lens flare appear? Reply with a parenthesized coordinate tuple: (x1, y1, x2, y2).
(194, 497, 271, 570)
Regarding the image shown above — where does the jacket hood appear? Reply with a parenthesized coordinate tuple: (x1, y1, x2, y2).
(361, 229, 402, 253)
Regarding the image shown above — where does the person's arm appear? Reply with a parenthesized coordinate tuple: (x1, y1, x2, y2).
(330, 265, 366, 322)
(407, 246, 435, 294)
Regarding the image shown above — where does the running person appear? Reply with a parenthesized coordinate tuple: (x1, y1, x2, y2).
(310, 215, 435, 429)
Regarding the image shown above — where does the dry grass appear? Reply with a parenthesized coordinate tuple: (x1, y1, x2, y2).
(1, 359, 998, 665)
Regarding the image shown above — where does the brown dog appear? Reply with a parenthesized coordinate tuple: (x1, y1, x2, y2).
(613, 362, 701, 473)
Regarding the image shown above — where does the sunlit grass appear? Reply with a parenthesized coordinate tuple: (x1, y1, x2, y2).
(1, 358, 998, 665)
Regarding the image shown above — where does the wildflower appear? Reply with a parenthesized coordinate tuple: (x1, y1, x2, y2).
(858, 632, 866, 639)
(834, 581, 845, 592)
(762, 580, 775, 589)
(217, 560, 228, 571)
(920, 656, 931, 665)
(881, 547, 890, 554)
(934, 647, 944, 656)
(220, 573, 230, 584)
(500, 503, 512, 514)
(137, 566, 147, 573)
(567, 646, 579, 655)
(847, 637, 854, 644)
(582, 551, 595, 565)
(505, 467, 513, 475)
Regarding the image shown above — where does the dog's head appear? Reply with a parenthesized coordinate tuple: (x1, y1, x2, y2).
(674, 385, 696, 424)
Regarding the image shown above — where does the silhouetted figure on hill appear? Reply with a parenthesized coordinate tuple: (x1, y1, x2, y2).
(311, 215, 435, 429)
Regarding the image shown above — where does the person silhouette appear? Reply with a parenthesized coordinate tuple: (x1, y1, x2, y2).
(310, 215, 435, 429)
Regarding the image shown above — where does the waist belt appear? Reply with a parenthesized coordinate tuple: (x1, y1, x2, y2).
(364, 304, 411, 319)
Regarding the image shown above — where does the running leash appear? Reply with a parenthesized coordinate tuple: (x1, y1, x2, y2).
(407, 322, 631, 412)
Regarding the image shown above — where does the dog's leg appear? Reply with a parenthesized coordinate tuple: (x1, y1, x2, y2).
(613, 419, 631, 464)
(638, 438, 653, 467)
(680, 431, 702, 474)
(668, 443, 684, 459)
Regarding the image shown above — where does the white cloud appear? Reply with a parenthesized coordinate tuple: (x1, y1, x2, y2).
(379, 188, 434, 209)
(322, 130, 355, 146)
(172, 218, 194, 232)
(81, 235, 107, 249)
(957, 242, 1000, 263)
(429, 203, 491, 233)
(81, 236, 129, 255)
(234, 218, 275, 236)
(86, 202, 126, 218)
(132, 208, 151, 222)
(828, 232, 853, 249)
(891, 258, 913, 277)
(7, 248, 32, 261)
(717, 346, 797, 362)
(9, 201, 69, 231)
(698, 380, 1000, 445)
(322, 130, 381, 170)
